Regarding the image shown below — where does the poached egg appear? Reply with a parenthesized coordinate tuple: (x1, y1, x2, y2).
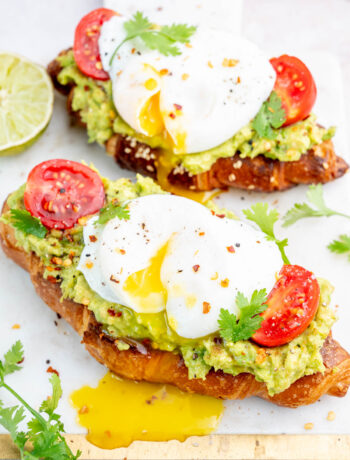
(78, 195, 281, 339)
(98, 15, 276, 154)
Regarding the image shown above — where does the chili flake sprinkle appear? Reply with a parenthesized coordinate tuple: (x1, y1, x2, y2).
(203, 302, 211, 314)
(192, 264, 200, 272)
(89, 235, 98, 242)
(220, 278, 229, 288)
(227, 245, 235, 253)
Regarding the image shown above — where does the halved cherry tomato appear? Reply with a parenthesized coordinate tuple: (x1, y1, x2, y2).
(253, 265, 320, 347)
(73, 8, 116, 80)
(24, 159, 105, 230)
(270, 55, 317, 126)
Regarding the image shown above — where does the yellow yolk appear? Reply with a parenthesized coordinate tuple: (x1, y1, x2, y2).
(139, 92, 165, 137)
(123, 241, 169, 313)
(71, 372, 224, 449)
(156, 149, 225, 204)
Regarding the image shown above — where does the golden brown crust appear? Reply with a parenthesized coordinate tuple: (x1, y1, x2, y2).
(48, 52, 348, 193)
(1, 200, 350, 407)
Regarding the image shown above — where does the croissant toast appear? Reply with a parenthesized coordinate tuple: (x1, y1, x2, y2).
(1, 200, 350, 408)
(48, 51, 348, 193)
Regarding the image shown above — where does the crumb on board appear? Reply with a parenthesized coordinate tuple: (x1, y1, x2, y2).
(304, 422, 314, 430)
(327, 411, 336, 421)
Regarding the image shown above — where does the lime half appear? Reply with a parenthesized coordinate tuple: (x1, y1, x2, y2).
(0, 53, 54, 156)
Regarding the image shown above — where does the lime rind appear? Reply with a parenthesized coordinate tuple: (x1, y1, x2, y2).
(0, 52, 54, 155)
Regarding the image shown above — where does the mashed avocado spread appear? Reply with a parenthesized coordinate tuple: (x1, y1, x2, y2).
(57, 51, 335, 175)
(2, 174, 336, 395)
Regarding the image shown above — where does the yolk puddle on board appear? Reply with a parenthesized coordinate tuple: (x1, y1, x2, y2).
(70, 372, 224, 449)
(156, 150, 225, 204)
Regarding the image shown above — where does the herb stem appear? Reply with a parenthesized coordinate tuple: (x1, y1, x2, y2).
(0, 382, 47, 428)
(109, 34, 138, 66)
(277, 242, 290, 265)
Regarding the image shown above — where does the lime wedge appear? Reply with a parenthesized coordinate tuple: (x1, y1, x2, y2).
(0, 53, 54, 156)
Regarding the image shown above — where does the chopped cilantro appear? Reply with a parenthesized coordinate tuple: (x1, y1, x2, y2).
(9, 209, 47, 238)
(252, 91, 286, 139)
(218, 290, 268, 342)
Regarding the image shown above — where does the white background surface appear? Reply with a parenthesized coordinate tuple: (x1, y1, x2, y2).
(0, 0, 350, 437)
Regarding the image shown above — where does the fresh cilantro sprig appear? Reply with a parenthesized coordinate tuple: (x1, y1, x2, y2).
(0, 341, 81, 459)
(243, 202, 290, 264)
(9, 209, 47, 239)
(328, 234, 350, 261)
(109, 11, 196, 65)
(218, 289, 268, 342)
(252, 91, 286, 139)
(95, 202, 130, 226)
(283, 184, 350, 227)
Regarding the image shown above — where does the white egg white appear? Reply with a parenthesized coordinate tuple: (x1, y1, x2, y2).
(98, 15, 276, 154)
(78, 195, 282, 339)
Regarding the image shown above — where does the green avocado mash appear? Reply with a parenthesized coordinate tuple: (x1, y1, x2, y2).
(2, 173, 336, 395)
(57, 51, 335, 175)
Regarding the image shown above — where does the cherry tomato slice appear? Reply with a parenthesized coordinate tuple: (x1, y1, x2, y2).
(73, 8, 116, 80)
(270, 55, 317, 126)
(253, 265, 320, 347)
(24, 159, 105, 230)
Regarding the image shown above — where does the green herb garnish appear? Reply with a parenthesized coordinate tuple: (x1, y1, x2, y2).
(9, 209, 47, 239)
(0, 341, 80, 459)
(95, 203, 130, 226)
(252, 91, 286, 139)
(243, 202, 290, 264)
(283, 184, 350, 227)
(110, 11, 197, 65)
(328, 234, 350, 261)
(218, 289, 268, 342)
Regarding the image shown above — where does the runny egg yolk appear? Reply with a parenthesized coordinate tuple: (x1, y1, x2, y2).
(139, 74, 187, 152)
(139, 91, 165, 137)
(123, 240, 169, 313)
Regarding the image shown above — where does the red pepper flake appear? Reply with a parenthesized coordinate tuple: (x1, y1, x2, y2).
(131, 47, 136, 54)
(47, 276, 58, 284)
(216, 214, 225, 218)
(220, 278, 229, 288)
(46, 366, 59, 376)
(17, 357, 24, 365)
(142, 338, 151, 346)
(89, 235, 98, 242)
(108, 308, 116, 316)
(227, 245, 235, 253)
(199, 232, 205, 236)
(169, 112, 176, 119)
(211, 210, 215, 215)
(119, 249, 126, 255)
(110, 275, 120, 284)
(192, 264, 200, 272)
(237, 76, 241, 84)
(174, 103, 182, 111)
(203, 301, 211, 314)
(79, 405, 89, 415)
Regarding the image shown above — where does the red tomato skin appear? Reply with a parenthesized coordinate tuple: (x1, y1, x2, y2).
(253, 265, 320, 347)
(270, 55, 317, 127)
(73, 8, 116, 80)
(24, 159, 105, 230)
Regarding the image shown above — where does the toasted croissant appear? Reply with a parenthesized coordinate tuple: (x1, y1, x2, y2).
(1, 201, 350, 408)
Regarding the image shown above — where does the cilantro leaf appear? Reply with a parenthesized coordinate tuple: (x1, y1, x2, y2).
(95, 202, 130, 226)
(0, 340, 24, 379)
(10, 209, 47, 239)
(140, 31, 181, 56)
(110, 11, 196, 64)
(328, 234, 350, 261)
(0, 341, 81, 459)
(218, 289, 268, 342)
(39, 374, 62, 418)
(161, 24, 197, 43)
(124, 11, 151, 36)
(243, 202, 290, 264)
(283, 184, 350, 227)
(252, 91, 286, 139)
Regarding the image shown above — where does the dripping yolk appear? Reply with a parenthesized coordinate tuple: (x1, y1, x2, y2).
(123, 241, 170, 313)
(139, 92, 165, 137)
